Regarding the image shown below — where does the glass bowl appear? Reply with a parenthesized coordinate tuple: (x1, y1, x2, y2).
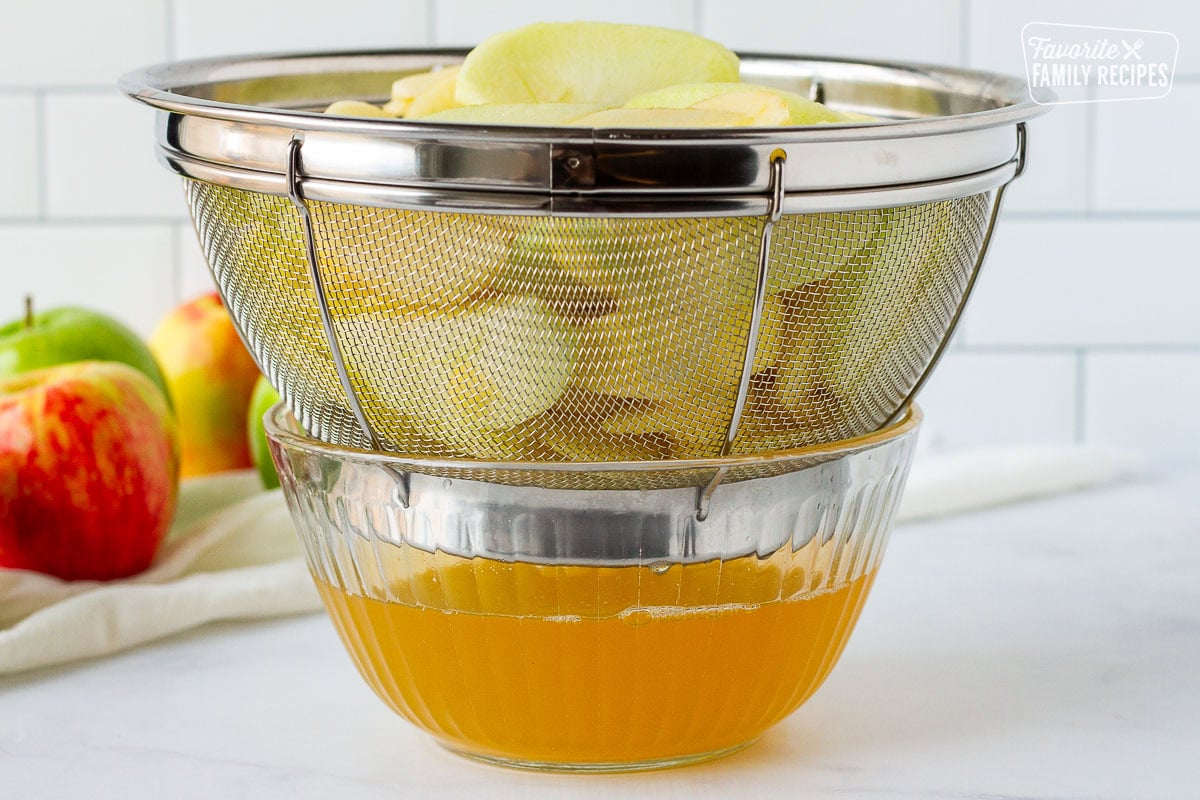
(266, 402, 921, 772)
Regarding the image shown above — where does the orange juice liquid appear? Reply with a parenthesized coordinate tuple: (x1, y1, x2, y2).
(316, 553, 876, 768)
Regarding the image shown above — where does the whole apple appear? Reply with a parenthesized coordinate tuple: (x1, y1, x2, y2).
(0, 299, 170, 404)
(0, 361, 179, 581)
(149, 293, 261, 478)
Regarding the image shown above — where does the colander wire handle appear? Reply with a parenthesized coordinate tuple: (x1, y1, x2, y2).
(286, 135, 385, 453)
(696, 153, 788, 522)
(882, 121, 1028, 426)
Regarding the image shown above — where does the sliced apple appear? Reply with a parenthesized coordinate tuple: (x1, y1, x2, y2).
(405, 67, 462, 118)
(313, 207, 508, 315)
(626, 82, 849, 125)
(386, 66, 460, 116)
(839, 110, 881, 122)
(323, 100, 395, 118)
(692, 91, 790, 126)
(569, 107, 748, 128)
(767, 210, 884, 291)
(422, 103, 604, 126)
(455, 22, 739, 106)
(344, 296, 577, 452)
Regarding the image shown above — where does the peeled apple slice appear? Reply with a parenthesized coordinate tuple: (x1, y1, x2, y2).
(323, 100, 395, 118)
(422, 103, 604, 126)
(840, 110, 880, 122)
(625, 82, 849, 125)
(691, 91, 790, 126)
(386, 66, 460, 116)
(313, 208, 506, 315)
(570, 107, 748, 128)
(345, 296, 577, 451)
(405, 67, 462, 118)
(455, 22, 739, 106)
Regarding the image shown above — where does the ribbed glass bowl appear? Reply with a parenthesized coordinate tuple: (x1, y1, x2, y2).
(266, 402, 921, 772)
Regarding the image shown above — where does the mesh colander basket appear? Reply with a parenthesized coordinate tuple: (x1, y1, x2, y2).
(122, 50, 1041, 463)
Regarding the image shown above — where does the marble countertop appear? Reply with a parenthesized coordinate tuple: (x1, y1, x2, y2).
(2, 470, 1197, 799)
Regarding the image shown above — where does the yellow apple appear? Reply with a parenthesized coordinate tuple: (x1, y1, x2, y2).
(149, 293, 261, 478)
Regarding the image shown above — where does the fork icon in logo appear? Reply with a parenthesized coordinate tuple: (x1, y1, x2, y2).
(1122, 39, 1145, 60)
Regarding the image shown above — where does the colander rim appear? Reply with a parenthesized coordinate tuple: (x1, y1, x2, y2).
(120, 48, 1041, 137)
(120, 49, 1044, 214)
(263, 402, 922, 474)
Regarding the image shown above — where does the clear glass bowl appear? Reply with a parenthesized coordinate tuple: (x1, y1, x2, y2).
(266, 403, 921, 772)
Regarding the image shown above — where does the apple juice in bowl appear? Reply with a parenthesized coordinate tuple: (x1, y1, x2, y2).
(267, 403, 919, 771)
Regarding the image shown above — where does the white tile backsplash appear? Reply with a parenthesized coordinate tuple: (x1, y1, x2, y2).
(174, 0, 429, 59)
(0, 95, 40, 218)
(1003, 104, 1089, 213)
(1093, 85, 1200, 212)
(1, 0, 1193, 463)
(177, 222, 215, 300)
(968, 0, 1199, 76)
(702, 0, 962, 64)
(44, 92, 185, 220)
(0, 225, 175, 337)
(963, 221, 1200, 347)
(0, 0, 166, 88)
(1085, 352, 1200, 464)
(916, 351, 1080, 449)
(432, 0, 697, 46)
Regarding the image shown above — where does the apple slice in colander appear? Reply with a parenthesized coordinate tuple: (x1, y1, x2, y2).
(341, 295, 577, 456)
(454, 22, 739, 107)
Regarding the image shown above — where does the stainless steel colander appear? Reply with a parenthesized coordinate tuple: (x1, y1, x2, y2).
(121, 51, 1041, 465)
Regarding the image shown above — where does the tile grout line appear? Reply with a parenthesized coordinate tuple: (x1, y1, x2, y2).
(693, 0, 704, 34)
(1078, 352, 1089, 446)
(1, 85, 135, 95)
(958, 0, 970, 66)
(959, 343, 1200, 354)
(0, 217, 191, 226)
(1084, 84, 1098, 212)
(164, 0, 177, 60)
(33, 91, 47, 220)
(426, 0, 436, 45)
(1006, 210, 1200, 221)
(170, 223, 183, 303)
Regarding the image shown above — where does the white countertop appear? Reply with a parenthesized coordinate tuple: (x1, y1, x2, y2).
(2, 470, 1197, 800)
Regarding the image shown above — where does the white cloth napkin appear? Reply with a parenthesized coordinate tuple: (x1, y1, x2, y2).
(0, 444, 1141, 675)
(897, 444, 1143, 523)
(0, 472, 320, 675)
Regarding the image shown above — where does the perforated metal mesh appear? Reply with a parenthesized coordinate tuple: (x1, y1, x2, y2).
(187, 180, 991, 461)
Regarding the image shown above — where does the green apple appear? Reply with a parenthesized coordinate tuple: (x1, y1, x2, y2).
(455, 22, 740, 106)
(246, 376, 281, 489)
(0, 299, 171, 405)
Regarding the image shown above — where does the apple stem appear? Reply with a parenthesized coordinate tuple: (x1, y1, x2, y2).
(23, 295, 33, 329)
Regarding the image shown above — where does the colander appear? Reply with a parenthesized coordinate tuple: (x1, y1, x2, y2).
(121, 51, 1040, 468)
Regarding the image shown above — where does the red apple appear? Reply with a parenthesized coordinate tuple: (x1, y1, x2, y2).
(0, 361, 179, 580)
